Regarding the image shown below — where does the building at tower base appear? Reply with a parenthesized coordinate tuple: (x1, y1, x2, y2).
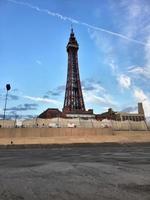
(38, 108, 63, 119)
(39, 108, 95, 119)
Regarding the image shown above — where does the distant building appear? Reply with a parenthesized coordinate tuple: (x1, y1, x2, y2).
(96, 103, 145, 121)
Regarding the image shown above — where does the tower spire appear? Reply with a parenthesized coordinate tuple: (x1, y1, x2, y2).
(71, 24, 73, 34)
(63, 29, 85, 113)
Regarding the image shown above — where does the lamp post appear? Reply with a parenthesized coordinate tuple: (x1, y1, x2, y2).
(3, 84, 11, 120)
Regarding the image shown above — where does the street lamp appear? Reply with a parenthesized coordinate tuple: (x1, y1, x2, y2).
(3, 84, 11, 120)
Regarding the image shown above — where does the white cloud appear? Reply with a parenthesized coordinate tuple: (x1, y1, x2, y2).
(88, 29, 114, 55)
(117, 74, 131, 89)
(84, 92, 115, 107)
(134, 88, 150, 117)
(128, 66, 150, 79)
(24, 95, 61, 106)
(83, 82, 105, 93)
(134, 88, 147, 102)
(109, 59, 118, 74)
(36, 60, 42, 65)
(82, 81, 116, 108)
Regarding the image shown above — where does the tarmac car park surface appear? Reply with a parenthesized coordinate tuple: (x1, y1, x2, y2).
(0, 143, 150, 200)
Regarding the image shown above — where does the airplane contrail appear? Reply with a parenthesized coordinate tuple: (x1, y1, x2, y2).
(7, 0, 149, 46)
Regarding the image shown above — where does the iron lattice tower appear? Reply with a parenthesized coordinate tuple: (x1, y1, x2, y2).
(63, 29, 85, 113)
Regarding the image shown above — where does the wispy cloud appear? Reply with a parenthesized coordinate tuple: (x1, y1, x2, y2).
(6, 103, 38, 111)
(82, 79, 116, 108)
(9, 94, 19, 100)
(36, 59, 42, 65)
(24, 95, 61, 106)
(117, 74, 131, 89)
(45, 85, 65, 97)
(7, 0, 150, 46)
(0, 113, 37, 120)
(82, 79, 104, 93)
(0, 93, 19, 101)
(121, 106, 137, 113)
(128, 66, 150, 79)
(84, 92, 115, 107)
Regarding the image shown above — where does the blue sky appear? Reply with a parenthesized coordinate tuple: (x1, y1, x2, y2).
(0, 0, 150, 119)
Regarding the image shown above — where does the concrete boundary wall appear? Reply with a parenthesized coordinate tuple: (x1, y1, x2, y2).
(0, 119, 149, 131)
(147, 122, 150, 130)
(0, 128, 150, 145)
(0, 128, 112, 138)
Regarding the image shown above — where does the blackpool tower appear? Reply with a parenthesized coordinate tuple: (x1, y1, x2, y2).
(63, 29, 85, 113)
(39, 29, 93, 119)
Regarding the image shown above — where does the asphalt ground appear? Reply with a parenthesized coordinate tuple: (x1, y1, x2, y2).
(0, 143, 150, 200)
